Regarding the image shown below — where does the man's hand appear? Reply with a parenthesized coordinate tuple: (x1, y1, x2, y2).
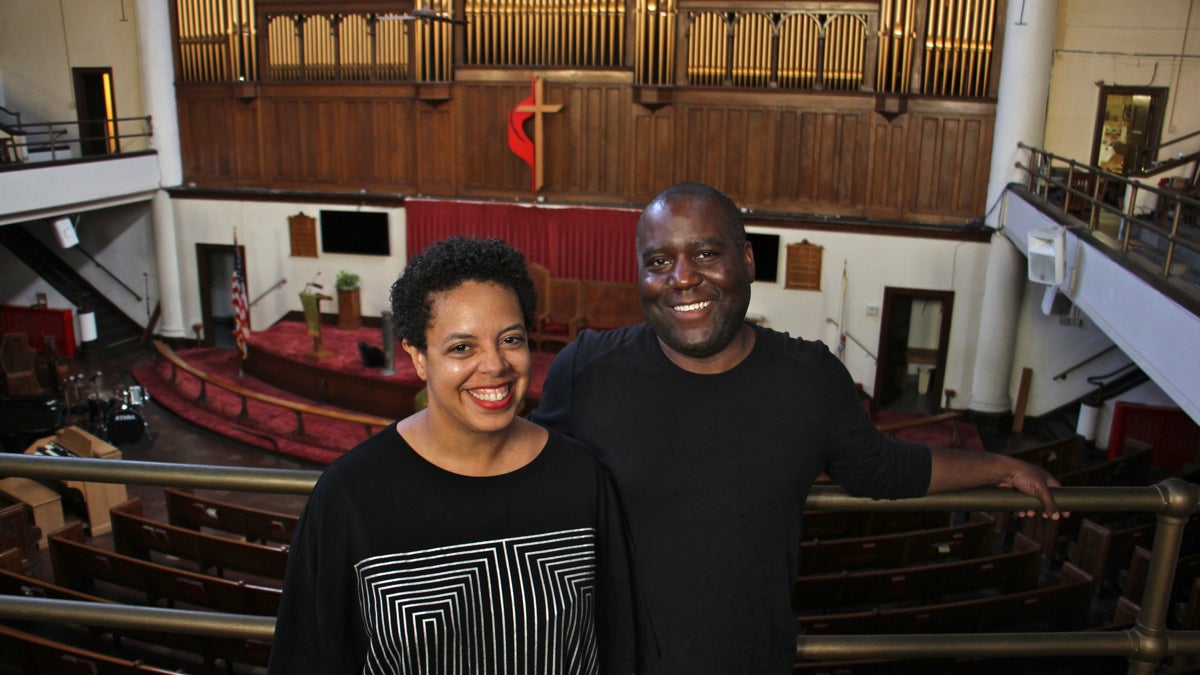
(995, 458, 1067, 520)
(928, 449, 1068, 519)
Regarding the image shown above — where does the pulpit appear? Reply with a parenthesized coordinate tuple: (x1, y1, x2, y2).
(300, 290, 334, 360)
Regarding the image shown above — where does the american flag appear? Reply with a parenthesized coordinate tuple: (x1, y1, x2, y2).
(232, 231, 251, 359)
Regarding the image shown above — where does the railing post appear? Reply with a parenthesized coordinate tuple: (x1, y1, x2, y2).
(1128, 479, 1200, 674)
(1165, 204, 1183, 277)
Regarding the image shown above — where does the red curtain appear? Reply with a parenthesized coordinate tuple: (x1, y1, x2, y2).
(405, 199, 639, 282)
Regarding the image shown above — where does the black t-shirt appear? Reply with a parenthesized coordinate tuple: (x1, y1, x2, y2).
(532, 323, 931, 674)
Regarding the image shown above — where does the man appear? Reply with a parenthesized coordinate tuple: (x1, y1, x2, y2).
(531, 182, 1062, 673)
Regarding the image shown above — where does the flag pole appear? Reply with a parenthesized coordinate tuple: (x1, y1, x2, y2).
(837, 260, 848, 362)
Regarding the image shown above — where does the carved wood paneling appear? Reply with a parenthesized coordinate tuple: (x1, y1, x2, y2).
(175, 76, 995, 222)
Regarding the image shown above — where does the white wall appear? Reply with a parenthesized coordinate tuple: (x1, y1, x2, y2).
(0, 0, 147, 150)
(1046, 1, 1200, 165)
(171, 199, 409, 336)
(18, 203, 159, 328)
(744, 225, 991, 401)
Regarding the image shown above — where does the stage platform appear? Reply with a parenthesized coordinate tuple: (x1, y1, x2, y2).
(245, 319, 556, 419)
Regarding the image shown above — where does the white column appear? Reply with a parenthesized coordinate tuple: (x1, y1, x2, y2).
(135, 0, 186, 338)
(983, 0, 1058, 227)
(967, 1, 1059, 415)
(968, 231, 1025, 413)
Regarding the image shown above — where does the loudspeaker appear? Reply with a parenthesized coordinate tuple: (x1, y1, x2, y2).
(52, 217, 78, 248)
(1027, 227, 1065, 285)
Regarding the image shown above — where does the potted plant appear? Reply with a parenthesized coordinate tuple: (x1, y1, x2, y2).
(335, 270, 362, 330)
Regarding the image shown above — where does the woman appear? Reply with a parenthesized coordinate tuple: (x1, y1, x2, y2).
(269, 237, 634, 674)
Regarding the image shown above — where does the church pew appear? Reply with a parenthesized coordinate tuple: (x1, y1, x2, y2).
(0, 566, 272, 669)
(799, 512, 995, 574)
(794, 532, 1041, 613)
(1020, 448, 1157, 561)
(48, 522, 280, 616)
(1122, 546, 1200, 606)
(1005, 434, 1086, 477)
(0, 489, 41, 570)
(0, 623, 179, 674)
(164, 487, 297, 545)
(1056, 447, 1154, 487)
(1068, 517, 1156, 594)
(800, 562, 1094, 635)
(111, 497, 288, 581)
(802, 510, 951, 541)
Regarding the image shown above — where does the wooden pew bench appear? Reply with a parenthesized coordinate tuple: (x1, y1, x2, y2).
(0, 564, 272, 669)
(0, 623, 179, 675)
(800, 512, 995, 574)
(800, 562, 1094, 635)
(164, 487, 298, 546)
(48, 522, 280, 616)
(1005, 434, 1086, 476)
(1068, 517, 1156, 594)
(795, 532, 1041, 613)
(111, 497, 288, 581)
(0, 489, 41, 570)
(1122, 545, 1200, 607)
(803, 510, 951, 541)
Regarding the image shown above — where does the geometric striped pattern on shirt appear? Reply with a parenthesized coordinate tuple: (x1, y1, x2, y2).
(355, 528, 598, 675)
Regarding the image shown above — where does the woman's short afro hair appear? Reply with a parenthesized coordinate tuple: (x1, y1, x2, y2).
(390, 236, 537, 351)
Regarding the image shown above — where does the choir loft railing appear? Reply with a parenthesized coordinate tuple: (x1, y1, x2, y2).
(1, 452, 1199, 673)
(174, 0, 1003, 98)
(1016, 143, 1200, 310)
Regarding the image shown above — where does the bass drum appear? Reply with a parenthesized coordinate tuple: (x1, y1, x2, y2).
(104, 404, 146, 444)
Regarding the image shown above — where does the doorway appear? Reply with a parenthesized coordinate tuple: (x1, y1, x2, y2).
(72, 67, 119, 157)
(1090, 86, 1167, 201)
(196, 244, 244, 349)
(872, 288, 954, 416)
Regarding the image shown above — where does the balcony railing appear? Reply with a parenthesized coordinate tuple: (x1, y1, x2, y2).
(1016, 143, 1200, 312)
(0, 452, 1198, 672)
(0, 115, 154, 168)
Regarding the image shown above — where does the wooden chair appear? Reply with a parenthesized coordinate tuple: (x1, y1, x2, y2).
(536, 277, 583, 351)
(526, 262, 551, 348)
(581, 280, 642, 332)
(1, 332, 40, 395)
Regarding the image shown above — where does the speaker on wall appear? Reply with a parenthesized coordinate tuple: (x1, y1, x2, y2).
(1027, 227, 1065, 285)
(52, 216, 79, 248)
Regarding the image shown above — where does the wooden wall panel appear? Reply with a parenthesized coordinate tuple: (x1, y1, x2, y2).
(416, 103, 456, 194)
(175, 76, 996, 223)
(629, 108, 675, 202)
(549, 82, 627, 199)
(458, 84, 529, 195)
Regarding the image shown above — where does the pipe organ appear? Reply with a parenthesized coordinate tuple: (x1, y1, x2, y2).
(175, 0, 999, 97)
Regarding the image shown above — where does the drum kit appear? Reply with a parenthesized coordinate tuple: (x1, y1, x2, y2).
(64, 371, 150, 445)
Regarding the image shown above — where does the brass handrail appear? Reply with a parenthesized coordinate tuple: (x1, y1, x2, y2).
(151, 339, 392, 439)
(0, 454, 1197, 673)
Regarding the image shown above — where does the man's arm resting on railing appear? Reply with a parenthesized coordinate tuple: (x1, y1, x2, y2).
(927, 448, 1065, 520)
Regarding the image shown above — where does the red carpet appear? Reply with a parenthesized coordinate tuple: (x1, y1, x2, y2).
(133, 347, 367, 465)
(134, 320, 982, 467)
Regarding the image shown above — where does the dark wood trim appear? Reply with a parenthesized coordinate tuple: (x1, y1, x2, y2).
(873, 286, 956, 416)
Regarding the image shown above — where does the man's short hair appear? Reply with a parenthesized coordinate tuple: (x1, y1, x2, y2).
(639, 182, 746, 246)
(390, 236, 537, 351)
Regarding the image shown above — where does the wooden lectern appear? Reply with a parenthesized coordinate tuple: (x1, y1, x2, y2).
(300, 290, 334, 360)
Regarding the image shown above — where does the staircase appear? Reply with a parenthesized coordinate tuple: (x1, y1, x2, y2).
(0, 225, 144, 359)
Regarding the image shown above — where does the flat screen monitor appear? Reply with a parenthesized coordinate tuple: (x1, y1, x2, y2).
(747, 232, 780, 283)
(320, 210, 390, 256)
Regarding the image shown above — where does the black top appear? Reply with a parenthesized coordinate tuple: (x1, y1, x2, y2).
(532, 323, 932, 674)
(268, 427, 635, 675)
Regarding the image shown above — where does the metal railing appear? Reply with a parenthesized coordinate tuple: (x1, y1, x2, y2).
(0, 115, 153, 165)
(0, 453, 1198, 673)
(1016, 143, 1200, 305)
